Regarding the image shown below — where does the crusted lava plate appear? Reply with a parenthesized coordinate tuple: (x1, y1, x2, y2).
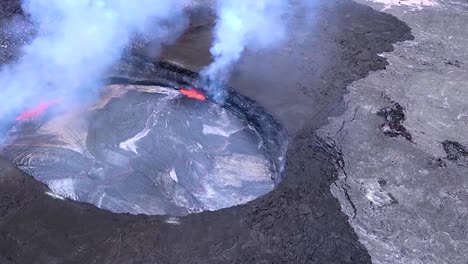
(0, 65, 288, 216)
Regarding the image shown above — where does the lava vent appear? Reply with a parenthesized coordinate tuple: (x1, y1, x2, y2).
(1, 84, 287, 216)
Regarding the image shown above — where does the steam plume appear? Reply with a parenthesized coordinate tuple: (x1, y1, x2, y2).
(0, 0, 187, 119)
(0, 0, 318, 121)
(201, 0, 289, 100)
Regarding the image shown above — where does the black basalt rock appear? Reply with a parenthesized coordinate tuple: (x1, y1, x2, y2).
(377, 102, 413, 142)
(442, 140, 468, 167)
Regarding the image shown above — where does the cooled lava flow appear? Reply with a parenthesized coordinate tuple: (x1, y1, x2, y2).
(2, 84, 287, 216)
(16, 97, 64, 121)
(179, 88, 206, 100)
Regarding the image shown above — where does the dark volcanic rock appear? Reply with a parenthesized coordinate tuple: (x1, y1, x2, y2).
(442, 140, 468, 167)
(377, 102, 413, 142)
(0, 0, 34, 64)
(429, 157, 447, 168)
(0, 0, 414, 263)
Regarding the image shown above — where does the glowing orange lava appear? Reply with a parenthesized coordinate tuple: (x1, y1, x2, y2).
(179, 88, 206, 101)
(16, 97, 64, 121)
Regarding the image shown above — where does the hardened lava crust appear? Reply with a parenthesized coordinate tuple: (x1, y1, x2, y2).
(0, 0, 413, 263)
(1, 60, 288, 216)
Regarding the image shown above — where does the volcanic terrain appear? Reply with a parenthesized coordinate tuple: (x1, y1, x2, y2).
(3, 0, 461, 263)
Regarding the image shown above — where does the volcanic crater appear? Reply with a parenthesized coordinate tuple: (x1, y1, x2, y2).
(0, 0, 417, 262)
(0, 61, 288, 216)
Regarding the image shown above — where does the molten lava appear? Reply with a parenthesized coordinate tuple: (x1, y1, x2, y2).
(179, 88, 206, 101)
(16, 97, 64, 121)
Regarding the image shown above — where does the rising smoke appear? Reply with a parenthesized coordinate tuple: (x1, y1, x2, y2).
(201, 0, 290, 101)
(0, 0, 187, 120)
(0, 0, 316, 122)
(200, 0, 319, 102)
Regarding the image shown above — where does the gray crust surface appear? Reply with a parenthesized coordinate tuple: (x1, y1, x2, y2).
(318, 1, 468, 263)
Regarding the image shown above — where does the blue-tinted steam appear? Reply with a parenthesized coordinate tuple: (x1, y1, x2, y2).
(201, 0, 319, 102)
(201, 0, 289, 101)
(0, 0, 187, 119)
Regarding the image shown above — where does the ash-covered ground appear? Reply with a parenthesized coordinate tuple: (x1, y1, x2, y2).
(2, 0, 456, 263)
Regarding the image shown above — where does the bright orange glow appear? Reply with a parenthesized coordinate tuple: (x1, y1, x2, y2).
(179, 88, 206, 101)
(16, 97, 64, 121)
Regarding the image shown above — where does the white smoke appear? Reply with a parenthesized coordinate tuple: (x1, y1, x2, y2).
(201, 0, 289, 99)
(0, 0, 318, 120)
(200, 0, 322, 102)
(0, 0, 188, 119)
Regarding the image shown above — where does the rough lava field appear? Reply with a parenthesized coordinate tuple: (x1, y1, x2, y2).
(0, 0, 467, 263)
(320, 0, 468, 263)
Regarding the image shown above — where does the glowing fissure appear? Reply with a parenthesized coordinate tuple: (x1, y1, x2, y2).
(179, 88, 206, 101)
(16, 97, 63, 120)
